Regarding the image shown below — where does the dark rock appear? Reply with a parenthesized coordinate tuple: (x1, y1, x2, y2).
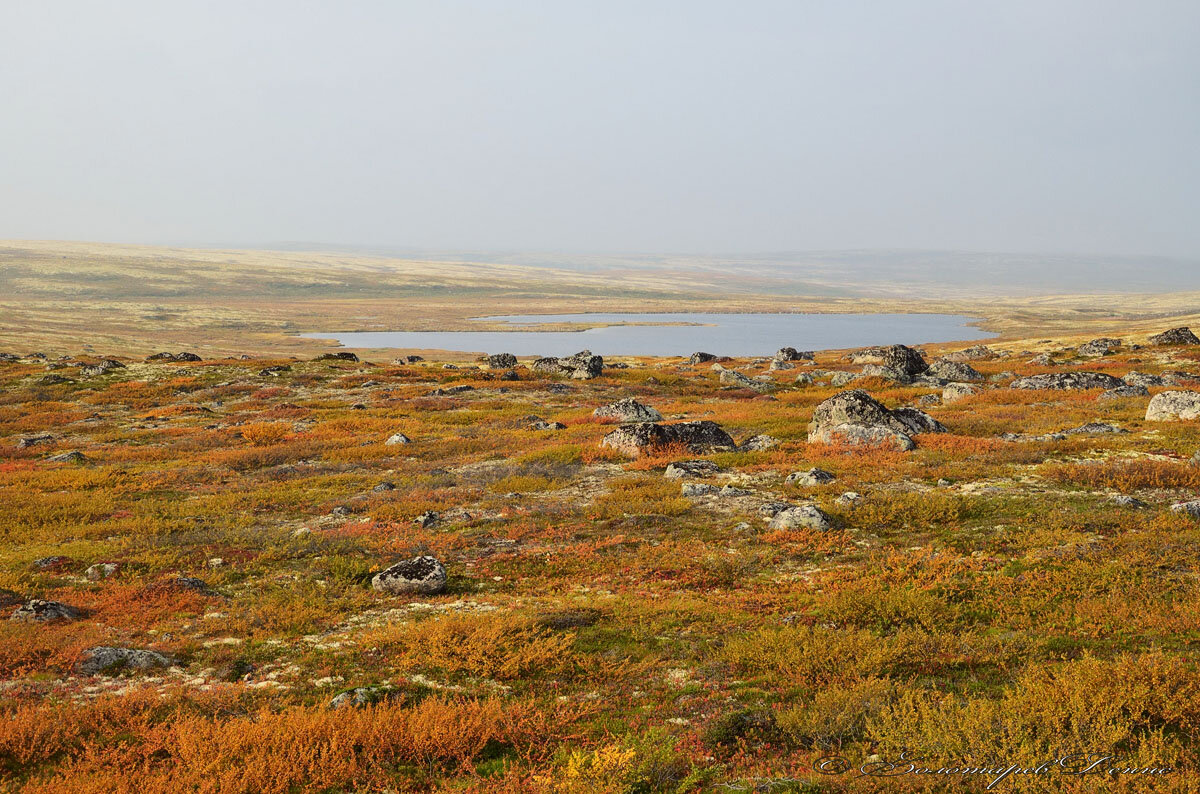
(260, 365, 292, 377)
(372, 555, 447, 595)
(31, 555, 73, 571)
(17, 434, 55, 449)
(314, 352, 359, 362)
(530, 420, 566, 430)
(414, 511, 441, 528)
(688, 352, 717, 364)
(499, 369, 519, 381)
(486, 353, 518, 369)
(1149, 327, 1200, 346)
(372, 482, 396, 493)
(146, 352, 177, 362)
(37, 374, 73, 385)
(1063, 422, 1127, 435)
(1123, 371, 1163, 387)
(681, 482, 718, 497)
(176, 352, 202, 362)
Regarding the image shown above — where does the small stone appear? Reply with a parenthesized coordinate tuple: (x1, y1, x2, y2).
(85, 562, 120, 581)
(664, 460, 720, 479)
(785, 468, 835, 486)
(740, 434, 779, 451)
(385, 433, 412, 445)
(681, 483, 718, 497)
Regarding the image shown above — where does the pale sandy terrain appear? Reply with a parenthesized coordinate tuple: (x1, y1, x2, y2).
(2, 240, 1197, 357)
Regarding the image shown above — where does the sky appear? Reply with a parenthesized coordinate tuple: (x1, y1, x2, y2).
(1, 1, 1198, 257)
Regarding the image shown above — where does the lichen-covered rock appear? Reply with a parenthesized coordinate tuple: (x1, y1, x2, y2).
(688, 352, 717, 364)
(385, 432, 412, 445)
(1170, 501, 1200, 519)
(1062, 422, 1127, 435)
(593, 398, 663, 422)
(681, 482, 718, 497)
(1150, 327, 1200, 346)
(530, 420, 565, 430)
(1076, 338, 1121, 357)
(785, 468, 835, 486)
(1098, 385, 1149, 401)
(927, 359, 984, 382)
(1124, 371, 1164, 387)
(846, 345, 928, 381)
(942, 383, 981, 403)
(486, 353, 518, 369)
(600, 420, 736, 457)
(664, 460, 720, 479)
(740, 434, 778, 451)
(720, 370, 771, 392)
(314, 351, 359, 362)
(942, 345, 994, 362)
(76, 647, 171, 675)
(85, 562, 120, 581)
(767, 504, 834, 531)
(371, 556, 447, 596)
(47, 451, 88, 463)
(1146, 391, 1200, 421)
(11, 599, 79, 622)
(855, 364, 905, 382)
(559, 350, 603, 379)
(807, 389, 944, 450)
(774, 347, 813, 362)
(1010, 372, 1124, 391)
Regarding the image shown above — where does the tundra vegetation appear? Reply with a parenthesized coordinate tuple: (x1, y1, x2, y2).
(1, 330, 1199, 792)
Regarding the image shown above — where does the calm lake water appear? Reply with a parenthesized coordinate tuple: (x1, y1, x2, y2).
(303, 313, 993, 357)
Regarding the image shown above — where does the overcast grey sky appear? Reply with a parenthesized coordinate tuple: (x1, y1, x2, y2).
(1, 1, 1197, 256)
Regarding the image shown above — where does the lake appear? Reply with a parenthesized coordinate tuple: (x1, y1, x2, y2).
(302, 312, 994, 357)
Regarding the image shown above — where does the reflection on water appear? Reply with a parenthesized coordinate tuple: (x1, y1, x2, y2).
(301, 312, 994, 357)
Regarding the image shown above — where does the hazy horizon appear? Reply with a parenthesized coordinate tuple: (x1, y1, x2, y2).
(3, 1, 1199, 258)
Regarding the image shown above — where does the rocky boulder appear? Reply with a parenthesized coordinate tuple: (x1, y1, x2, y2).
(1098, 385, 1149, 401)
(720, 370, 771, 392)
(664, 460, 721, 479)
(76, 647, 171, 675)
(1076, 338, 1121, 357)
(807, 389, 945, 451)
(560, 350, 603, 379)
(775, 347, 813, 362)
(11, 599, 79, 622)
(927, 359, 984, 382)
(942, 345, 994, 362)
(767, 504, 834, 531)
(372, 556, 448, 596)
(486, 353, 518, 369)
(942, 383, 981, 403)
(1010, 372, 1125, 391)
(385, 433, 412, 445)
(688, 351, 717, 364)
(600, 421, 736, 457)
(593, 398, 663, 423)
(846, 345, 928, 381)
(740, 434, 779, 451)
(1150, 327, 1200, 346)
(1146, 391, 1200, 422)
(314, 352, 359, 362)
(785, 468, 835, 486)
